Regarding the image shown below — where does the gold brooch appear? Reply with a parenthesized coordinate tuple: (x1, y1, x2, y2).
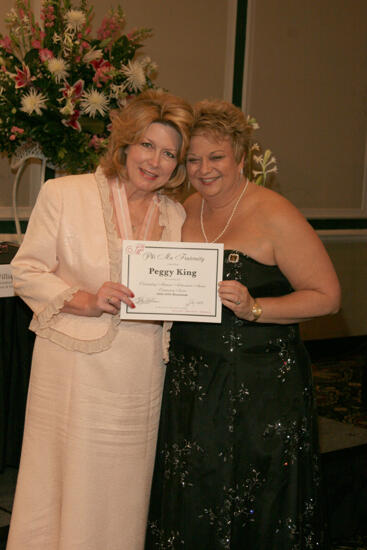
(228, 253, 239, 263)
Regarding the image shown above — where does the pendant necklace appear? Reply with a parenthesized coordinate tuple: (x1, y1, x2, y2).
(200, 179, 249, 243)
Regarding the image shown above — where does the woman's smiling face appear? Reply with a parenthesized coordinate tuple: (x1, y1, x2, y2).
(125, 122, 181, 193)
(186, 133, 243, 199)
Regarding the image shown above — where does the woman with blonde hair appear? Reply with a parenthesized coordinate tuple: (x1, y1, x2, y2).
(8, 89, 193, 550)
(146, 99, 340, 549)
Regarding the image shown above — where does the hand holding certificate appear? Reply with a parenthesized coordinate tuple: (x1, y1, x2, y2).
(121, 240, 224, 322)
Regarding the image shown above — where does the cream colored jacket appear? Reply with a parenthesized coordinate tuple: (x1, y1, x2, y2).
(11, 166, 185, 359)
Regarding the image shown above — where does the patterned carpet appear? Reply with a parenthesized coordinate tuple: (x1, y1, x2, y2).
(332, 537, 367, 550)
(312, 356, 367, 429)
(311, 347, 367, 550)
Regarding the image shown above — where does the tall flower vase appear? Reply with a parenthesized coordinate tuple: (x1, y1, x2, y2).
(10, 143, 56, 245)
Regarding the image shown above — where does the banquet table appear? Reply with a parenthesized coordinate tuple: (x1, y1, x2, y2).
(0, 243, 34, 471)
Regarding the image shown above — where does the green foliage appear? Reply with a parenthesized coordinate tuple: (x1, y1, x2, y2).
(0, 0, 157, 174)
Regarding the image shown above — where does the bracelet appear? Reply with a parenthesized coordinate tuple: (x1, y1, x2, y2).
(251, 300, 262, 321)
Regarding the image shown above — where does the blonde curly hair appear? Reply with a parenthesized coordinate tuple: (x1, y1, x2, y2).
(191, 99, 252, 164)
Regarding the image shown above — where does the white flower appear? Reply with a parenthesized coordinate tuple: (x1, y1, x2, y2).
(121, 60, 146, 92)
(140, 56, 158, 74)
(109, 84, 126, 100)
(110, 84, 128, 107)
(20, 89, 47, 115)
(140, 56, 151, 68)
(250, 143, 260, 152)
(83, 48, 103, 64)
(65, 9, 86, 31)
(148, 61, 158, 73)
(5, 8, 17, 24)
(52, 32, 61, 44)
(59, 99, 75, 116)
(247, 116, 260, 130)
(62, 30, 75, 54)
(80, 89, 109, 118)
(48, 57, 69, 82)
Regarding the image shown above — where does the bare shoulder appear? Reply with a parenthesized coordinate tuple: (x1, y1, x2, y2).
(183, 192, 201, 218)
(249, 184, 311, 234)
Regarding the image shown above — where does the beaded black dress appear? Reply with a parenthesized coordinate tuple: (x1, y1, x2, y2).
(146, 251, 328, 550)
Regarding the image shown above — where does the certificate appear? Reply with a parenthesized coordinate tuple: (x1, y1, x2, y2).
(120, 240, 224, 322)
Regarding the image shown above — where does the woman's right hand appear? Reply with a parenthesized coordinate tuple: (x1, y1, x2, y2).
(91, 281, 136, 316)
(61, 282, 135, 317)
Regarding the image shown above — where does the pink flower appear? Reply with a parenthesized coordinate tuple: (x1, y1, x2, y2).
(89, 134, 104, 150)
(41, 4, 55, 23)
(14, 65, 33, 88)
(41, 5, 56, 28)
(11, 126, 24, 134)
(39, 48, 53, 62)
(0, 35, 12, 53)
(62, 110, 81, 132)
(97, 16, 121, 43)
(31, 39, 42, 49)
(91, 59, 113, 87)
(61, 79, 84, 100)
(9, 126, 24, 141)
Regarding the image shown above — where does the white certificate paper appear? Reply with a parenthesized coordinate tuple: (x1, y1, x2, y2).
(120, 240, 224, 322)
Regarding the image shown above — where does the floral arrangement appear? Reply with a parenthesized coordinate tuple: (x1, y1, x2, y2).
(246, 116, 278, 186)
(0, 0, 158, 173)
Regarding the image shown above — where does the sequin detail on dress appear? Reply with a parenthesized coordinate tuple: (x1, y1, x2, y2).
(266, 327, 297, 383)
(199, 468, 265, 550)
(262, 417, 311, 464)
(147, 522, 184, 548)
(160, 440, 204, 487)
(146, 251, 328, 550)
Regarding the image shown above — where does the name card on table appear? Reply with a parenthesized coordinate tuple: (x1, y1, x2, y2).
(0, 264, 15, 297)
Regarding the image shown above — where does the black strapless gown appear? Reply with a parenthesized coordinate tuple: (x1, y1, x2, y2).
(146, 251, 328, 549)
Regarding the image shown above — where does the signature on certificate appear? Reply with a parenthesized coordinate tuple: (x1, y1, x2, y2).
(185, 299, 204, 307)
(133, 297, 159, 305)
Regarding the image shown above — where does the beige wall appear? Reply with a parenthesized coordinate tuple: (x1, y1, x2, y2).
(301, 239, 367, 340)
(94, 0, 231, 103)
(243, 0, 367, 218)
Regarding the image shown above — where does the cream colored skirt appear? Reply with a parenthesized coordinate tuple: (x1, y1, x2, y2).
(7, 321, 165, 550)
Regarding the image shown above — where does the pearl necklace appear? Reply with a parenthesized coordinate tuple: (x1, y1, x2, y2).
(200, 179, 249, 243)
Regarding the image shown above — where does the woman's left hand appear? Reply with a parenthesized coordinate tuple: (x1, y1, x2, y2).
(218, 280, 255, 320)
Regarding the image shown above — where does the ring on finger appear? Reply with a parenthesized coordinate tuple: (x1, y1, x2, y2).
(235, 300, 241, 305)
(107, 296, 113, 304)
